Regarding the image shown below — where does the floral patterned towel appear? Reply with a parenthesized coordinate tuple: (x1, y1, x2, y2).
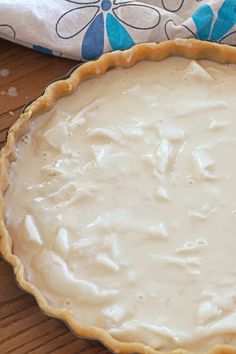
(0, 0, 235, 61)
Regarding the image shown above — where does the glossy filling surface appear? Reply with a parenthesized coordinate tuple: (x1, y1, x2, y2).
(5, 57, 236, 351)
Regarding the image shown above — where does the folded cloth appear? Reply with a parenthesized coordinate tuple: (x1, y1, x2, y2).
(0, 0, 235, 60)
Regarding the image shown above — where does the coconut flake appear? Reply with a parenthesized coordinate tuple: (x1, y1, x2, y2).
(192, 149, 215, 179)
(44, 121, 69, 149)
(148, 223, 168, 238)
(54, 228, 69, 257)
(96, 254, 119, 272)
(92, 144, 112, 166)
(184, 61, 213, 81)
(209, 118, 229, 131)
(156, 187, 170, 201)
(156, 138, 172, 174)
(88, 127, 121, 143)
(24, 215, 42, 245)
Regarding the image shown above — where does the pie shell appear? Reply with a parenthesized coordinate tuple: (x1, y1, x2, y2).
(1, 39, 236, 354)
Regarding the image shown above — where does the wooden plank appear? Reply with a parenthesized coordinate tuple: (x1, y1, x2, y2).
(0, 39, 76, 147)
(0, 39, 110, 354)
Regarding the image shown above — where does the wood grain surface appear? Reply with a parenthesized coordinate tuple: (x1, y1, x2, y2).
(0, 39, 110, 354)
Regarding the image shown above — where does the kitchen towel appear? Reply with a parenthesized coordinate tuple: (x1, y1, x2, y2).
(0, 0, 235, 60)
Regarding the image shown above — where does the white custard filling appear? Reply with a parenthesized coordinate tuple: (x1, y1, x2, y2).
(5, 57, 236, 351)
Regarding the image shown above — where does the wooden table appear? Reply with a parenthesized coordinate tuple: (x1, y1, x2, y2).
(0, 39, 110, 354)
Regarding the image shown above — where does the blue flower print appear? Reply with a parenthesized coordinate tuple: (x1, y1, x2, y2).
(192, 0, 236, 42)
(56, 0, 160, 60)
(165, 0, 236, 45)
(33, 45, 53, 55)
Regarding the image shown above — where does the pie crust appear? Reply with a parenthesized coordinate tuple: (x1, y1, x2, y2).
(1, 39, 236, 354)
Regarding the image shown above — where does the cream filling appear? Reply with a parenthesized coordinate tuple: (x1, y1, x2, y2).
(4, 57, 236, 351)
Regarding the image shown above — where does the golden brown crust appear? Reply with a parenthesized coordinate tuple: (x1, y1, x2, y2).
(1, 39, 236, 354)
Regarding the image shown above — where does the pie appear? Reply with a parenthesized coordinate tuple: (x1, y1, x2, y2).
(1, 39, 236, 354)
